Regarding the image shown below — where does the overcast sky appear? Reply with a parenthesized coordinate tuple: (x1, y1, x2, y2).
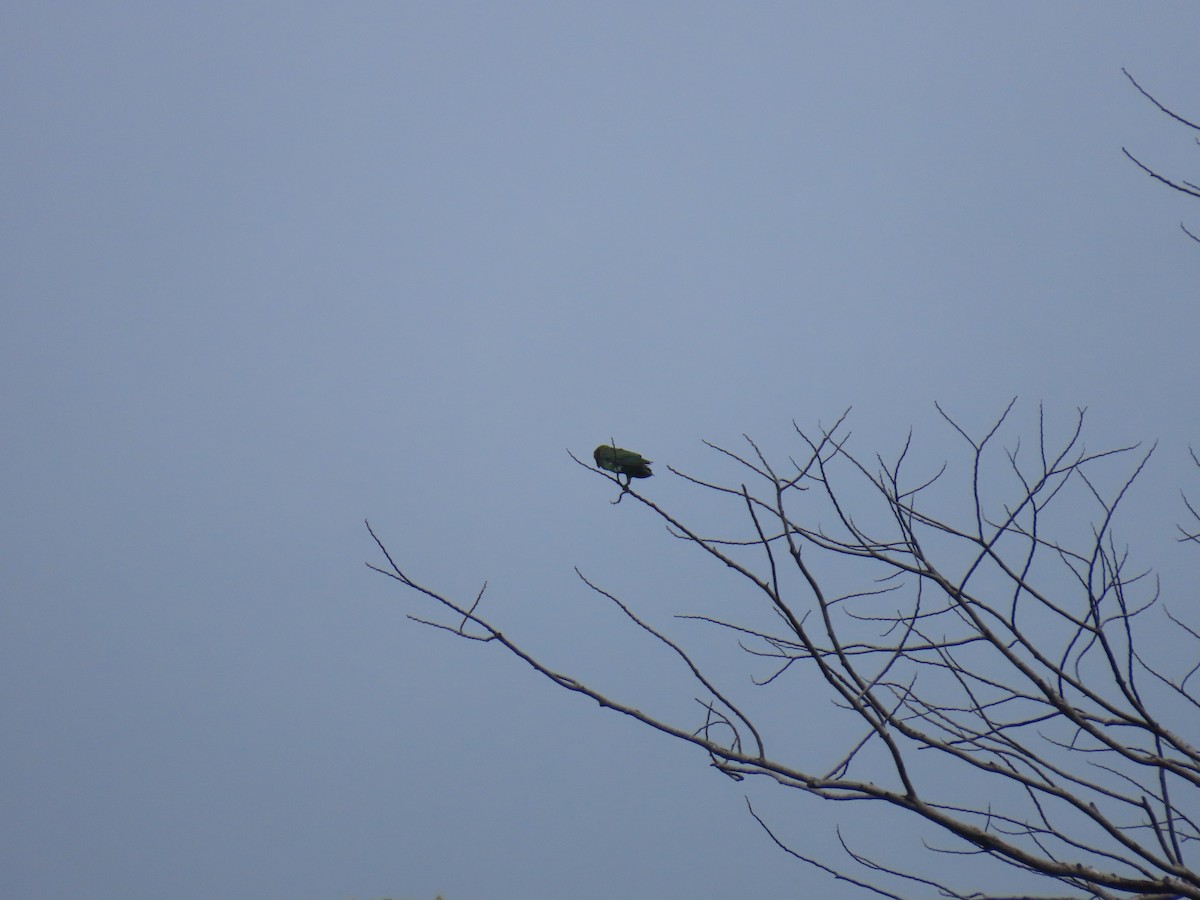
(3, 4, 1199, 899)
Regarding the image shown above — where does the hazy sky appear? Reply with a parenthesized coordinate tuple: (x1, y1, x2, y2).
(3, 4, 1199, 899)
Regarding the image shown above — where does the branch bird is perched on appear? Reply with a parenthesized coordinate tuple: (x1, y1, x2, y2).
(593, 444, 653, 486)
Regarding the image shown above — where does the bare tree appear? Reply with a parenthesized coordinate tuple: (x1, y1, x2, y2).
(1122, 68, 1200, 244)
(367, 403, 1200, 900)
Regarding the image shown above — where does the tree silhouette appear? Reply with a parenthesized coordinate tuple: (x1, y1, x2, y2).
(1123, 68, 1200, 244)
(367, 403, 1200, 899)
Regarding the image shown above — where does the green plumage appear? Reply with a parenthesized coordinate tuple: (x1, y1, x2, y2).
(594, 444, 653, 482)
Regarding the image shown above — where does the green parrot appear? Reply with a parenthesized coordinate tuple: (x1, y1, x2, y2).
(593, 444, 653, 485)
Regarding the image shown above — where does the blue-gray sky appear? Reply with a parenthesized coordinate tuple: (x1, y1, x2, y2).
(3, 4, 1199, 899)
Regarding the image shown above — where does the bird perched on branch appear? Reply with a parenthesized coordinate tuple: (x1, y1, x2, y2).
(593, 444, 653, 485)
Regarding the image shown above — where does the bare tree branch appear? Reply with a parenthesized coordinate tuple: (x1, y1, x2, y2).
(1124, 68, 1200, 131)
(1123, 69, 1200, 245)
(368, 406, 1200, 899)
